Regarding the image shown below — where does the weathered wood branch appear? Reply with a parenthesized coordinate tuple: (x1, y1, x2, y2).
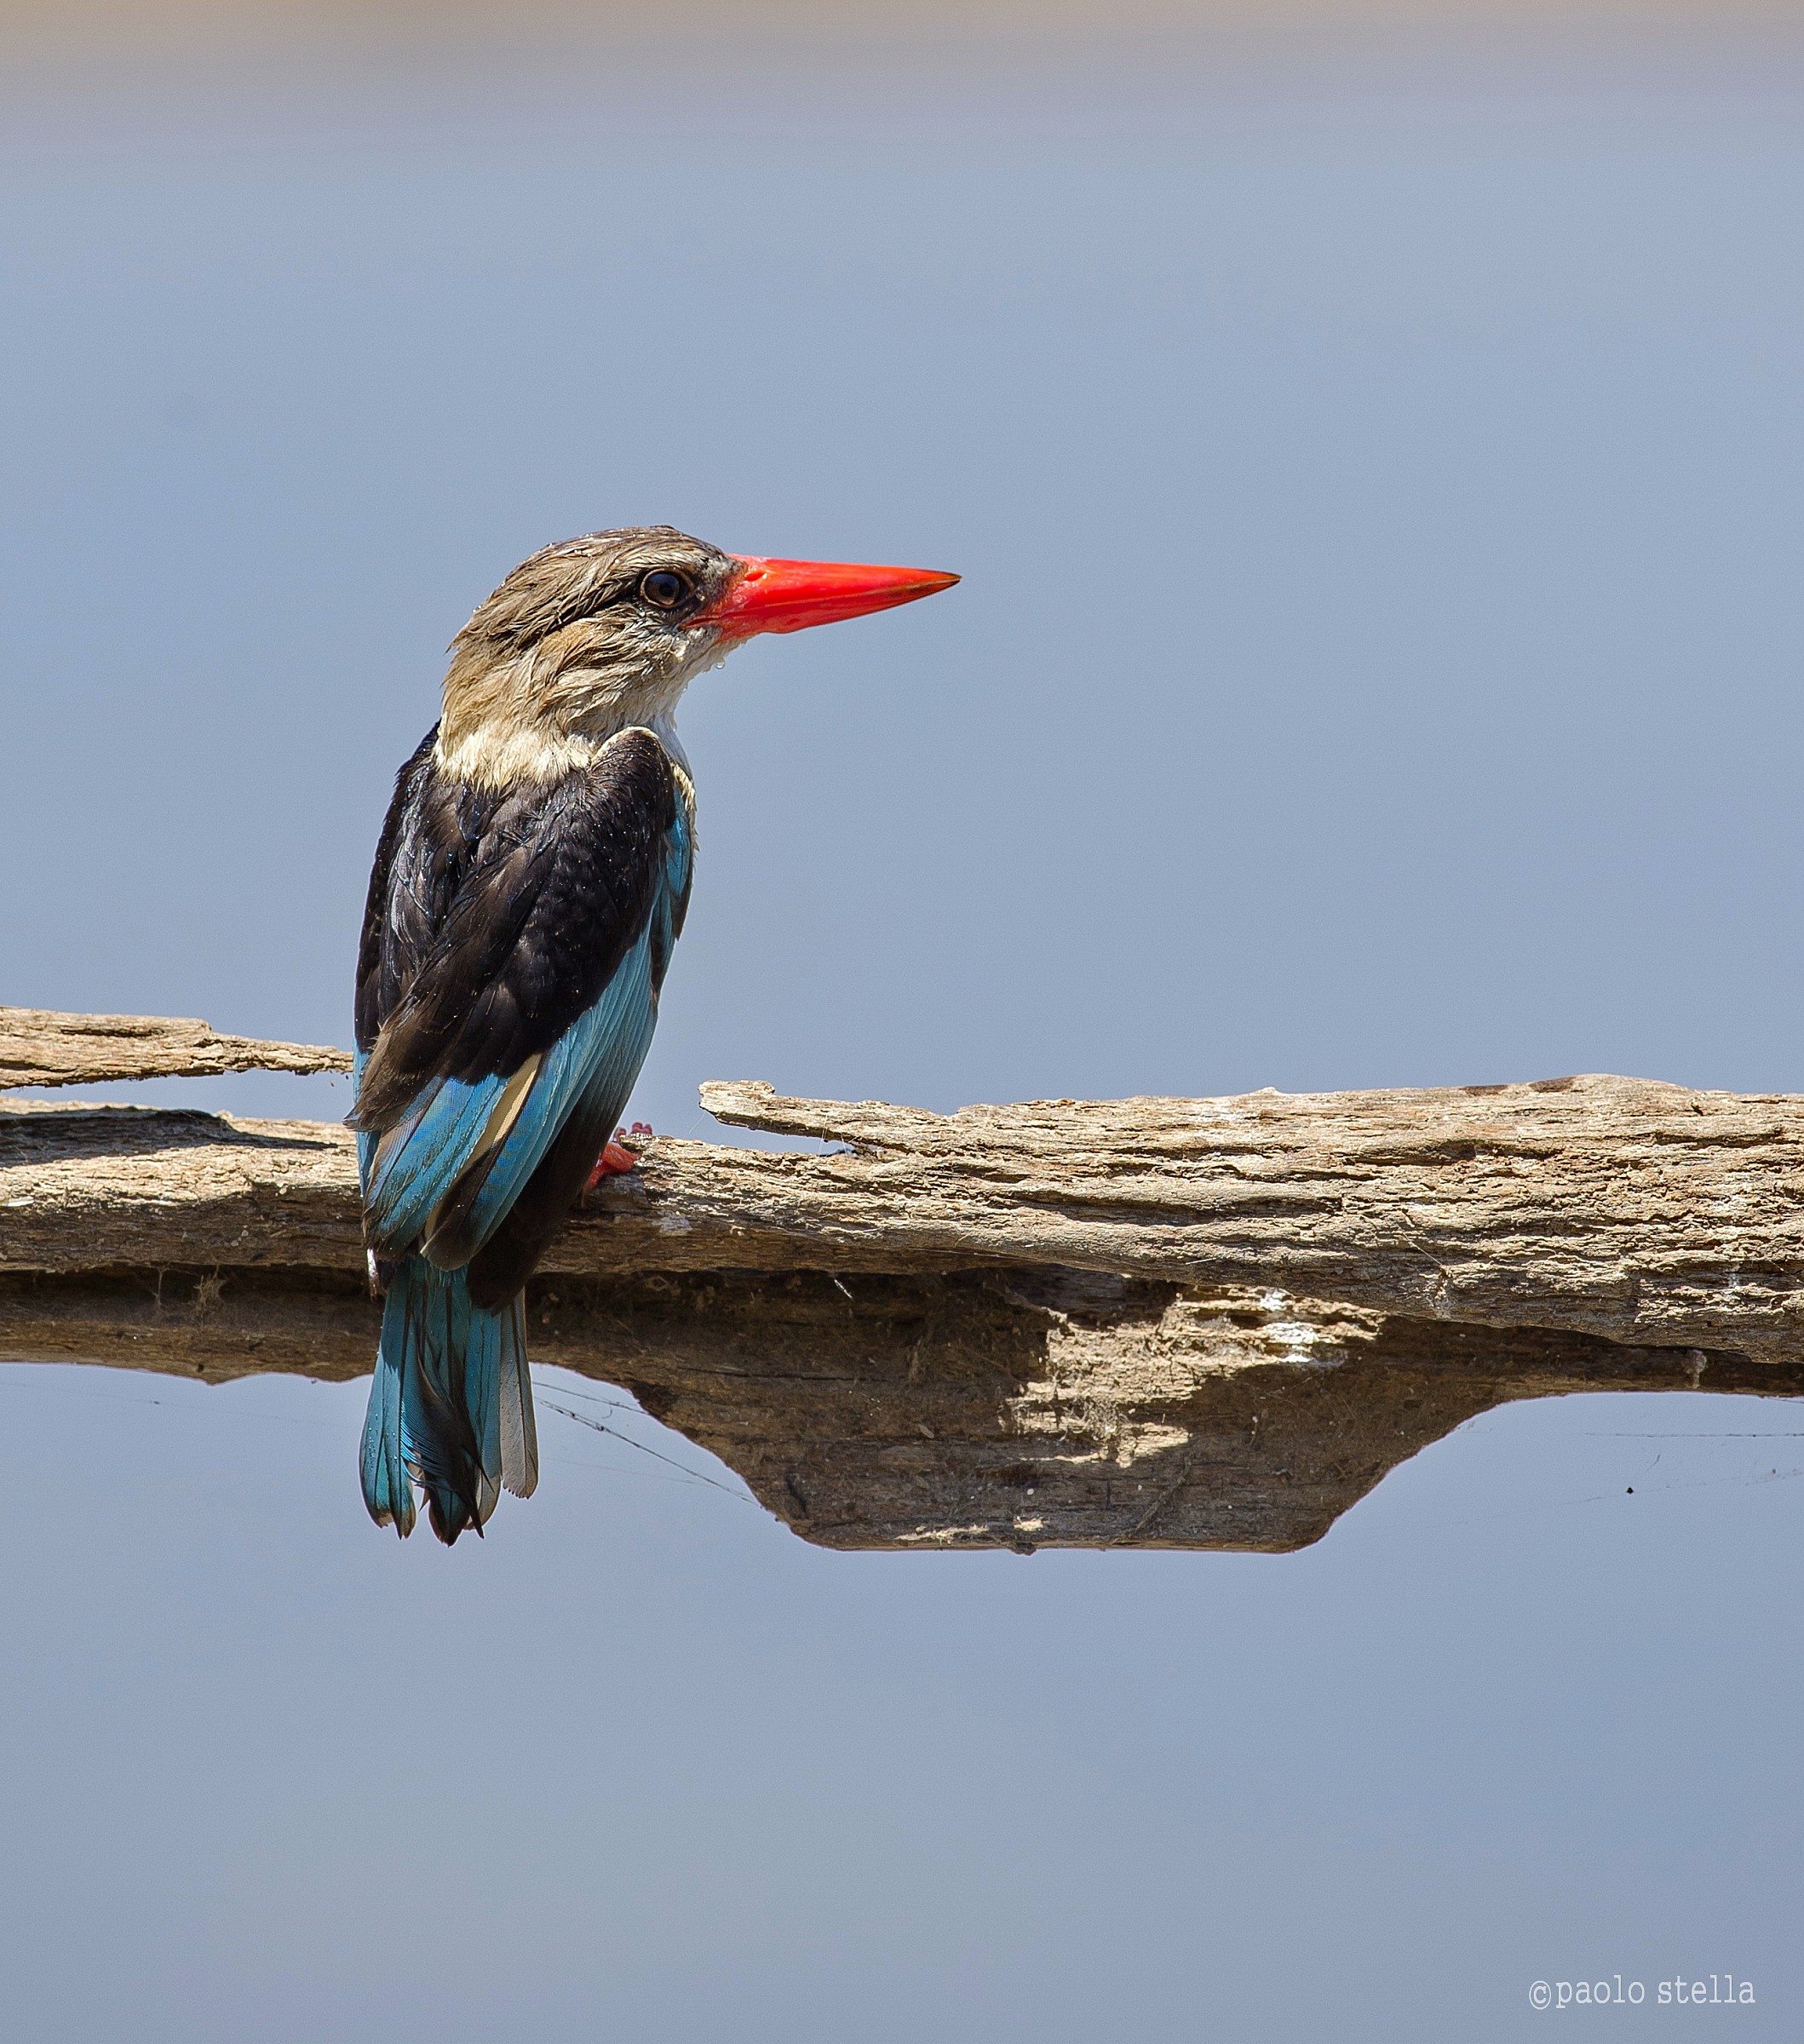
(0, 1006, 352, 1089)
(3, 1027, 1801, 1552)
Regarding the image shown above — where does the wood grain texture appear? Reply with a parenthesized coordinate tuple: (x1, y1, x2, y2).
(694, 1076, 1804, 1364)
(0, 1007, 353, 1089)
(3, 1066, 1801, 1552)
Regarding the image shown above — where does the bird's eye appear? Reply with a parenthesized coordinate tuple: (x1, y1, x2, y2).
(640, 570, 691, 611)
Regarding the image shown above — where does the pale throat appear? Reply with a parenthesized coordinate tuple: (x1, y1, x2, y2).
(436, 646, 711, 789)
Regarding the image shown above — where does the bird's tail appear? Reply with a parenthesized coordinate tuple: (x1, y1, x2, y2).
(359, 1256, 539, 1544)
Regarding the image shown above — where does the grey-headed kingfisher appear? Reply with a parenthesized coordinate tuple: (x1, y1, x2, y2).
(350, 528, 957, 1541)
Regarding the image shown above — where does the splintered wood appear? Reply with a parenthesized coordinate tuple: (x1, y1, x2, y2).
(4, 1052, 1802, 1552)
(0, 1006, 351, 1090)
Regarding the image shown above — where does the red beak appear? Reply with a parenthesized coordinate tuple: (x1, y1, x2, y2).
(698, 554, 959, 640)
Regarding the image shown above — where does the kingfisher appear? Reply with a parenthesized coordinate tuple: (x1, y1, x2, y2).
(350, 526, 957, 1542)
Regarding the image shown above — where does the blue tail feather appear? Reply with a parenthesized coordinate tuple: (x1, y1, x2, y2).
(359, 1316, 415, 1537)
(359, 1258, 531, 1544)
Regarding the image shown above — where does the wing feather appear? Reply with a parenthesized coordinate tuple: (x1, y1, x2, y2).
(420, 927, 661, 1270)
(352, 726, 681, 1272)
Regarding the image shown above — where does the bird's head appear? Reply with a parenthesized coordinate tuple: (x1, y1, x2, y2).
(437, 525, 957, 786)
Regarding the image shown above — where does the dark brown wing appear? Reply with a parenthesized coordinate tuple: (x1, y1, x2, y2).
(350, 727, 678, 1134)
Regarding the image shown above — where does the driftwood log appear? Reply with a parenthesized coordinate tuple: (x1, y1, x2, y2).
(3, 1009, 1802, 1552)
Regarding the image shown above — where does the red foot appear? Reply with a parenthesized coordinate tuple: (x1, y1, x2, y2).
(583, 1123, 654, 1197)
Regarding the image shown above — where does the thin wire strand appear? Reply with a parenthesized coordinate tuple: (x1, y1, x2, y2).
(540, 1383, 641, 1415)
(538, 1398, 755, 1503)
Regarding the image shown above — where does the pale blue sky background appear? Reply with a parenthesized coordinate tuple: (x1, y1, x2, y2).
(3, 26, 1802, 2041)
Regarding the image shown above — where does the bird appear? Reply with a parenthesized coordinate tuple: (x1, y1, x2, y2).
(349, 525, 957, 1542)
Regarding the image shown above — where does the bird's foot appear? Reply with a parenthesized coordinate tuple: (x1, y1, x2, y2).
(583, 1123, 654, 1199)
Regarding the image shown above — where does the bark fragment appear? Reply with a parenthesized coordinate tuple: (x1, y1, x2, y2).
(0, 1006, 351, 1089)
